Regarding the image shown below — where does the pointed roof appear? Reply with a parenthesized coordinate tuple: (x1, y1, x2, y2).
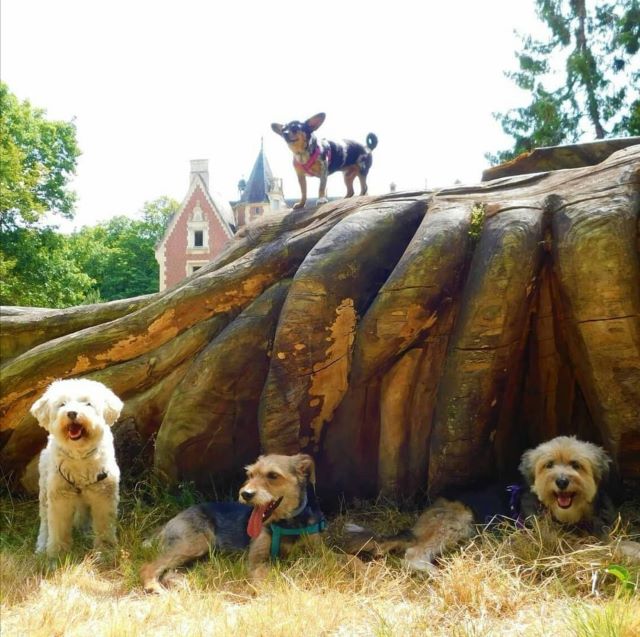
(240, 140, 274, 204)
(155, 165, 235, 254)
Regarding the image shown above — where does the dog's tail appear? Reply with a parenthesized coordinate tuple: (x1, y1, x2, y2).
(341, 522, 416, 557)
(366, 133, 378, 151)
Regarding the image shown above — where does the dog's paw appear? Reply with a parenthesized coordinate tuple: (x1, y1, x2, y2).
(316, 197, 328, 205)
(140, 564, 166, 595)
(249, 563, 270, 586)
(45, 543, 69, 558)
(403, 547, 438, 573)
(93, 536, 117, 551)
(293, 201, 306, 210)
(143, 579, 167, 595)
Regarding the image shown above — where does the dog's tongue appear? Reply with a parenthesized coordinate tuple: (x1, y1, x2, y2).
(557, 493, 573, 508)
(247, 505, 268, 538)
(68, 423, 83, 439)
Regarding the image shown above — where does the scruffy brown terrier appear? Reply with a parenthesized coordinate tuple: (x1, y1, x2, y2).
(343, 436, 640, 570)
(140, 454, 325, 593)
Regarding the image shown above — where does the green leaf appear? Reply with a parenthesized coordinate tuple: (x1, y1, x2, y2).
(605, 564, 630, 583)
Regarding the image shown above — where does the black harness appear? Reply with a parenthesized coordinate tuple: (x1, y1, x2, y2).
(56, 447, 109, 494)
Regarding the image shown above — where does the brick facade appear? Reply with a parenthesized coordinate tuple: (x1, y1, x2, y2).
(155, 160, 234, 291)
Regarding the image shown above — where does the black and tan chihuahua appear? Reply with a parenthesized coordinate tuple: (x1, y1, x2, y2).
(271, 113, 378, 209)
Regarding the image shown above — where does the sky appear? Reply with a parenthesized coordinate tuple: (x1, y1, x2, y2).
(1, 0, 540, 230)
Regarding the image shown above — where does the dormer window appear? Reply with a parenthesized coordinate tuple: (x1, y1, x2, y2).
(187, 204, 208, 251)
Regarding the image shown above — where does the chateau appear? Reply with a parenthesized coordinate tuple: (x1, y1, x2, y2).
(155, 148, 289, 291)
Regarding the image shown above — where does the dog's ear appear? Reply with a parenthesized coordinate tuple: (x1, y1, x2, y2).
(30, 391, 52, 431)
(244, 456, 263, 475)
(271, 123, 284, 136)
(100, 384, 123, 426)
(293, 453, 316, 486)
(305, 113, 325, 131)
(518, 447, 539, 486)
(587, 443, 611, 483)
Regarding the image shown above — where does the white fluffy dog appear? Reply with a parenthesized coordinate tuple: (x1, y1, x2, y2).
(30, 378, 123, 556)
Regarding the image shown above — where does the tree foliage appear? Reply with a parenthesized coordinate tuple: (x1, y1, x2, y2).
(0, 83, 86, 307)
(0, 83, 80, 230)
(0, 228, 94, 308)
(69, 197, 177, 302)
(0, 84, 176, 308)
(488, 0, 640, 164)
(0, 196, 176, 308)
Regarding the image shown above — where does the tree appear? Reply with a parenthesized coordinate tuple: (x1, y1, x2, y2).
(1, 145, 639, 498)
(0, 228, 95, 307)
(0, 84, 84, 307)
(0, 83, 80, 230)
(488, 0, 640, 164)
(0, 84, 175, 307)
(69, 197, 177, 301)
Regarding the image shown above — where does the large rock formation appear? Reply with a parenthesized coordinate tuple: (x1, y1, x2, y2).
(1, 143, 639, 499)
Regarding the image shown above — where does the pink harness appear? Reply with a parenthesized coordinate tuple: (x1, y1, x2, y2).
(294, 145, 331, 176)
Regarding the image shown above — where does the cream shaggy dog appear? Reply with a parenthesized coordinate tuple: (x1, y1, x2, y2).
(30, 378, 123, 556)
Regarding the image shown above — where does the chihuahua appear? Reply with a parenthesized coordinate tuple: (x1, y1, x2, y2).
(271, 113, 378, 209)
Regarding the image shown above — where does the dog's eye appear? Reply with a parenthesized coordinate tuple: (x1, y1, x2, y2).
(267, 472, 280, 480)
(544, 460, 554, 469)
(570, 460, 582, 471)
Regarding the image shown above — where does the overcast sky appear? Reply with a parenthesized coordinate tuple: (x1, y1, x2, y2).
(2, 0, 540, 229)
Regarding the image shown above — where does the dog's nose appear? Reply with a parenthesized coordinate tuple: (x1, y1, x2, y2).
(240, 490, 255, 502)
(555, 476, 570, 490)
(67, 411, 78, 421)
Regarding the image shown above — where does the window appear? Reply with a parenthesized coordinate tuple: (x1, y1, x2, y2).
(187, 204, 208, 251)
(186, 261, 207, 276)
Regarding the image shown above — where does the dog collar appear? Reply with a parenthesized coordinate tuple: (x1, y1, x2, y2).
(289, 492, 308, 518)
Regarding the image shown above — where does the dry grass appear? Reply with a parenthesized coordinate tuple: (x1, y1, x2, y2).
(1, 486, 639, 637)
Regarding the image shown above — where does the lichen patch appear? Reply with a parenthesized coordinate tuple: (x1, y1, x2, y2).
(308, 298, 357, 443)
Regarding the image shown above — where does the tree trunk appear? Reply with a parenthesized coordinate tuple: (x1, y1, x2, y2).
(2, 144, 639, 498)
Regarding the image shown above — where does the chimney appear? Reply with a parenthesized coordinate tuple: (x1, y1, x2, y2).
(190, 159, 209, 190)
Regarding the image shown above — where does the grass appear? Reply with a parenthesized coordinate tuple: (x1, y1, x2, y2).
(1, 484, 639, 637)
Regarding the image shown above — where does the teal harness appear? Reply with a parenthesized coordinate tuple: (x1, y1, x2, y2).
(268, 489, 327, 559)
(270, 518, 327, 559)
